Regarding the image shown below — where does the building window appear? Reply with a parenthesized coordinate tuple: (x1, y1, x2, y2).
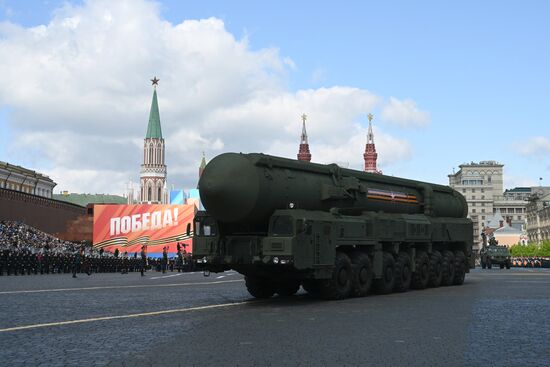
(472, 209, 476, 213)
(472, 189, 476, 193)
(515, 208, 522, 213)
(481, 188, 484, 193)
(488, 176, 492, 183)
(472, 195, 476, 200)
(461, 179, 483, 185)
(462, 189, 466, 193)
(148, 187, 152, 201)
(158, 187, 161, 202)
(481, 203, 485, 207)
(482, 216, 485, 220)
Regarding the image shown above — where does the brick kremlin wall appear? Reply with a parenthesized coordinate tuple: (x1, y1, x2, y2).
(0, 188, 92, 242)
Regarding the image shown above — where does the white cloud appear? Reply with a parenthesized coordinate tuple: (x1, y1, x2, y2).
(381, 97, 430, 127)
(516, 136, 550, 156)
(0, 0, 426, 194)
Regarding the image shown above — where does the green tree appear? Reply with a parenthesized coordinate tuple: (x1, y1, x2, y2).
(538, 240, 550, 257)
(511, 241, 550, 257)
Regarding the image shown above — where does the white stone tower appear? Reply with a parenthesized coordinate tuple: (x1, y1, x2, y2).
(140, 77, 167, 204)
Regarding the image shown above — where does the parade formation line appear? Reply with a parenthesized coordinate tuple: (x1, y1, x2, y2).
(0, 279, 244, 295)
(0, 301, 253, 333)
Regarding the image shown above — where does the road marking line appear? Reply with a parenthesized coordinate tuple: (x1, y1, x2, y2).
(150, 273, 184, 280)
(0, 279, 244, 295)
(0, 301, 252, 333)
(216, 275, 225, 279)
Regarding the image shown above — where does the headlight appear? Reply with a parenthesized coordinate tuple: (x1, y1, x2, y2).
(202, 256, 208, 263)
(273, 257, 279, 264)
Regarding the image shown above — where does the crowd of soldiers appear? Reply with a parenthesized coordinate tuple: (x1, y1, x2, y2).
(511, 257, 550, 268)
(0, 221, 194, 276)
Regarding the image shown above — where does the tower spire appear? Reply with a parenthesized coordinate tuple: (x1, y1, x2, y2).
(146, 79, 162, 138)
(199, 152, 207, 178)
(297, 113, 312, 162)
(364, 113, 382, 174)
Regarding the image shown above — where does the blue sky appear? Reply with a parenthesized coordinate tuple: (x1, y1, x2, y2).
(0, 0, 548, 193)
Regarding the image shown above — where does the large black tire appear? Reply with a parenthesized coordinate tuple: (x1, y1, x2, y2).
(453, 250, 466, 285)
(481, 260, 486, 269)
(319, 252, 353, 300)
(374, 252, 395, 294)
(276, 280, 301, 297)
(499, 263, 504, 269)
(441, 251, 455, 286)
(428, 250, 443, 288)
(302, 280, 320, 297)
(487, 259, 492, 269)
(411, 251, 430, 289)
(506, 261, 511, 270)
(245, 276, 275, 299)
(394, 252, 412, 292)
(350, 252, 373, 297)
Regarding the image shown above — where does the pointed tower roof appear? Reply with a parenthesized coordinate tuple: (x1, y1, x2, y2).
(367, 116, 375, 144)
(300, 113, 309, 145)
(199, 152, 207, 179)
(486, 209, 505, 229)
(199, 152, 207, 170)
(297, 113, 312, 162)
(146, 83, 162, 139)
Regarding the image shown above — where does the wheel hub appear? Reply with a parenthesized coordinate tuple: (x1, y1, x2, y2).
(337, 268, 348, 286)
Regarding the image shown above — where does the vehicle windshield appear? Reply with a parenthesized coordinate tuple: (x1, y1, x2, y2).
(271, 216, 294, 236)
(488, 246, 509, 255)
(195, 216, 218, 237)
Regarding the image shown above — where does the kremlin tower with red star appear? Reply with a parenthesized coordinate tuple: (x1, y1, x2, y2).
(363, 113, 382, 174)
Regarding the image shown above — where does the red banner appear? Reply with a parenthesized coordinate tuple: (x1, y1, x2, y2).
(93, 204, 196, 254)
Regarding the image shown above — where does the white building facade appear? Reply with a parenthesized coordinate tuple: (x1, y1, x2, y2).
(448, 161, 527, 250)
(0, 161, 56, 198)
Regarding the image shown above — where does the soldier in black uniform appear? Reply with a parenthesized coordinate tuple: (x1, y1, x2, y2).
(72, 247, 83, 278)
(82, 249, 92, 276)
(162, 247, 168, 274)
(43, 246, 50, 274)
(140, 245, 147, 276)
(176, 244, 183, 272)
(12, 248, 21, 275)
(121, 251, 128, 274)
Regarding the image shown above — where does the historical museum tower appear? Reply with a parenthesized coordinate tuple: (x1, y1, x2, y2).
(363, 113, 382, 174)
(140, 77, 167, 204)
(297, 113, 312, 162)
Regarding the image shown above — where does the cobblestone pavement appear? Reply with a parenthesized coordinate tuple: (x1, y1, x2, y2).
(1, 268, 549, 366)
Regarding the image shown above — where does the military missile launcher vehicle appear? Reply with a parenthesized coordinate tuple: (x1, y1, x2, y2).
(192, 153, 473, 300)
